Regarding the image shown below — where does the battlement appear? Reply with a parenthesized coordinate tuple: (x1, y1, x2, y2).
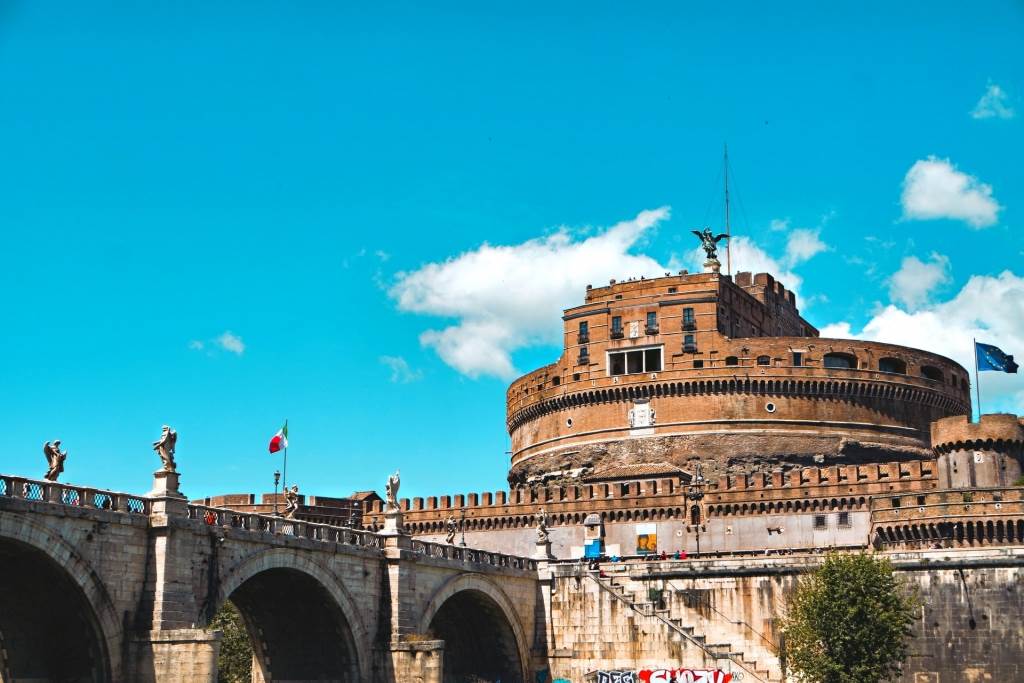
(931, 413, 1024, 452)
(364, 460, 937, 521)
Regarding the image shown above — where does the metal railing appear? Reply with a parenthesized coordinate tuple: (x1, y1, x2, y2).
(186, 504, 383, 548)
(409, 539, 537, 570)
(0, 475, 149, 515)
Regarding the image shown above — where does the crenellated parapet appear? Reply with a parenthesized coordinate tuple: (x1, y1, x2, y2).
(932, 414, 1024, 489)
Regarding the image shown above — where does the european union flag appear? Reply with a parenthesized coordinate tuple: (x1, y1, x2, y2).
(976, 342, 1019, 373)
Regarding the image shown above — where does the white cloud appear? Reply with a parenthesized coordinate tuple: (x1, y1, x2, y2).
(188, 340, 204, 351)
(770, 218, 790, 232)
(823, 270, 1024, 413)
(380, 355, 423, 383)
(971, 83, 1015, 120)
(784, 228, 828, 267)
(887, 253, 951, 310)
(900, 157, 1001, 228)
(216, 331, 245, 355)
(390, 208, 670, 379)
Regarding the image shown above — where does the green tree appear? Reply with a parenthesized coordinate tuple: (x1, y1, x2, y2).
(781, 553, 917, 683)
(210, 601, 254, 683)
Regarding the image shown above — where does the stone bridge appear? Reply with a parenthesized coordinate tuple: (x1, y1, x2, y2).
(0, 471, 542, 683)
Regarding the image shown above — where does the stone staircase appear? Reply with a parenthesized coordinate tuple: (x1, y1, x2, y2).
(595, 571, 782, 682)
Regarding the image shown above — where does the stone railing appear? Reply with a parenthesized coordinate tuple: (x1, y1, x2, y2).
(0, 474, 150, 515)
(409, 538, 538, 570)
(186, 504, 383, 548)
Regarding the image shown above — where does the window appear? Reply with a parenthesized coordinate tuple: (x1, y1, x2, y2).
(646, 311, 658, 332)
(577, 346, 589, 364)
(814, 515, 827, 530)
(838, 511, 851, 528)
(668, 286, 677, 293)
(879, 357, 906, 374)
(572, 373, 581, 381)
(611, 316, 623, 337)
(608, 346, 663, 376)
(921, 365, 944, 382)
(683, 334, 697, 352)
(690, 504, 701, 526)
(891, 497, 901, 508)
(792, 351, 803, 367)
(823, 352, 857, 369)
(578, 321, 589, 343)
(682, 307, 696, 331)
(756, 355, 771, 366)
(917, 495, 926, 506)
(693, 360, 704, 369)
(552, 376, 560, 386)
(725, 356, 739, 366)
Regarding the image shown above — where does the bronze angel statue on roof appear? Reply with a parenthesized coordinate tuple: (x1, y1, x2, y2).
(42, 440, 67, 482)
(692, 227, 729, 261)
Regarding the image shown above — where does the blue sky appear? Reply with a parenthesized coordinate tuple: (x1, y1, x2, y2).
(1, 1, 1022, 500)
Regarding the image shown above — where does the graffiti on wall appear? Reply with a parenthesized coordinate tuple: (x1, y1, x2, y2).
(594, 670, 733, 683)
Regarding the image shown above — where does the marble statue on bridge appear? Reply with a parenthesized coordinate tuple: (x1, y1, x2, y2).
(152, 425, 178, 472)
(283, 485, 300, 519)
(385, 469, 400, 511)
(445, 514, 457, 544)
(42, 440, 67, 481)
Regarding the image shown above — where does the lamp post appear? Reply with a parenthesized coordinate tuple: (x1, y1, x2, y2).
(687, 465, 707, 556)
(459, 506, 467, 547)
(273, 470, 281, 516)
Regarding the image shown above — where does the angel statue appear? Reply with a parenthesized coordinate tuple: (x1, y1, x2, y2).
(536, 507, 550, 544)
(152, 425, 178, 472)
(385, 470, 401, 511)
(692, 227, 729, 261)
(42, 440, 67, 482)
(283, 485, 300, 519)
(445, 514, 457, 544)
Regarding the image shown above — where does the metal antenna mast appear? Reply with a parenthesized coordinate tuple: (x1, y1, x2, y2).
(724, 143, 731, 276)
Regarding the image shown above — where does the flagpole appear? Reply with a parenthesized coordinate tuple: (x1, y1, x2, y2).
(282, 419, 288, 491)
(973, 339, 983, 421)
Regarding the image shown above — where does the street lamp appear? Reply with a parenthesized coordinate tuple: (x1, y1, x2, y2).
(687, 465, 707, 556)
(273, 470, 281, 516)
(459, 506, 467, 547)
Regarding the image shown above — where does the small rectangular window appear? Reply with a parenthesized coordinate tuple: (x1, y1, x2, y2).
(668, 287, 677, 293)
(693, 360, 704, 369)
(683, 308, 695, 324)
(626, 350, 644, 374)
(610, 353, 626, 375)
(611, 316, 622, 333)
(814, 515, 827, 530)
(552, 376, 560, 386)
(579, 321, 588, 335)
(572, 373, 581, 381)
(644, 348, 662, 372)
(917, 495, 926, 506)
(838, 511, 850, 527)
(891, 497, 901, 508)
(646, 312, 657, 328)
(792, 351, 803, 367)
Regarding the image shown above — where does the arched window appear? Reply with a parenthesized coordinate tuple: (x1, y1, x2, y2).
(690, 504, 701, 526)
(725, 356, 739, 366)
(921, 366, 944, 382)
(823, 352, 857, 369)
(879, 357, 907, 374)
(756, 355, 771, 366)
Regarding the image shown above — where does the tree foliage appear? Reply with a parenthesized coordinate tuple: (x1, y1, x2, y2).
(781, 553, 917, 683)
(211, 600, 254, 683)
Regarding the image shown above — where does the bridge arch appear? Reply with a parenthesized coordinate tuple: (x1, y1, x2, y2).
(212, 549, 369, 682)
(0, 514, 119, 682)
(418, 572, 528, 683)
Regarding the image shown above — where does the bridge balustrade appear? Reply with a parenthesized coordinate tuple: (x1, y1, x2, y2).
(185, 503, 383, 548)
(0, 474, 150, 514)
(409, 538, 538, 570)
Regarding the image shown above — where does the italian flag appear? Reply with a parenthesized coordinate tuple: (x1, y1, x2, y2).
(268, 421, 288, 454)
